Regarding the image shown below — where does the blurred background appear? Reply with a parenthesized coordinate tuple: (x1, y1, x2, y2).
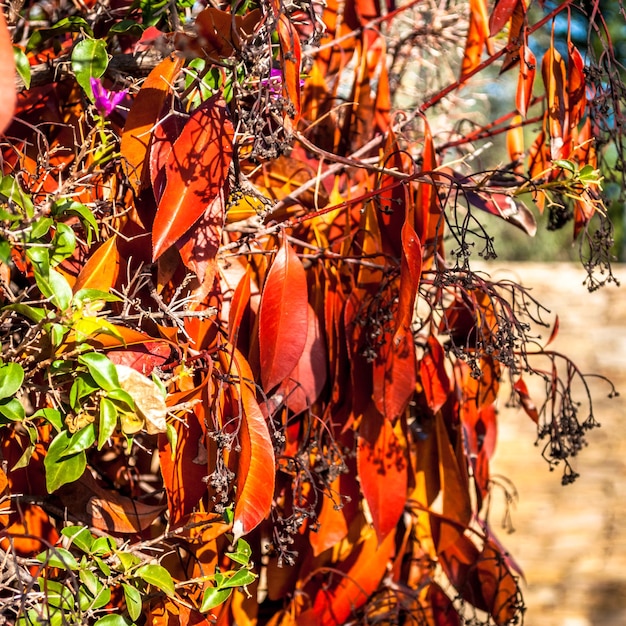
(480, 261, 626, 626)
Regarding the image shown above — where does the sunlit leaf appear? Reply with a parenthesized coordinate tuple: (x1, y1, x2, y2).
(258, 238, 308, 392)
(71, 39, 108, 98)
(121, 55, 184, 193)
(73, 236, 120, 294)
(0, 13, 16, 135)
(357, 408, 408, 542)
(227, 349, 276, 539)
(152, 96, 233, 260)
(136, 563, 175, 597)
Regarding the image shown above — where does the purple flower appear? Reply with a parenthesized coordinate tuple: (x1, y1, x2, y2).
(90, 77, 127, 117)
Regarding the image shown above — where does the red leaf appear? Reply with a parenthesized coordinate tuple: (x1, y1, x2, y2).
(229, 349, 276, 539)
(373, 327, 417, 421)
(107, 342, 171, 376)
(516, 44, 536, 117)
(420, 335, 450, 414)
(150, 112, 187, 205)
(176, 187, 225, 297)
(396, 220, 422, 336)
(278, 303, 327, 415)
(258, 238, 308, 392)
(489, 0, 519, 37)
(152, 97, 233, 260)
(121, 55, 183, 193)
(0, 9, 16, 135)
(357, 407, 408, 542)
(513, 377, 539, 423)
(427, 582, 462, 626)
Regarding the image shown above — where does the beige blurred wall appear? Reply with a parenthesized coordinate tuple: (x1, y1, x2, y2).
(481, 263, 626, 626)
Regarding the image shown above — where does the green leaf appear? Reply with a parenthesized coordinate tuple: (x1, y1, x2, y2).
(553, 159, 576, 174)
(0, 398, 25, 422)
(36, 547, 80, 570)
(91, 536, 116, 556)
(98, 398, 118, 449)
(71, 39, 109, 98)
(200, 586, 232, 612)
(30, 216, 53, 240)
(48, 269, 73, 311)
(26, 17, 92, 52)
(122, 583, 143, 622)
(116, 551, 141, 572)
(226, 539, 253, 566)
(219, 568, 256, 589)
(52, 200, 99, 245)
(64, 424, 96, 456)
(94, 615, 133, 626)
(0, 363, 24, 400)
(94, 555, 111, 576)
(69, 374, 99, 411)
(3, 303, 48, 323)
(110, 20, 145, 36)
(44, 431, 87, 492)
(14, 46, 31, 88)
(107, 388, 135, 409)
(38, 579, 76, 613)
(74, 289, 120, 306)
(0, 175, 34, 217)
(50, 223, 77, 266)
(135, 563, 175, 597)
(61, 525, 94, 553)
(79, 353, 120, 391)
(33, 408, 63, 431)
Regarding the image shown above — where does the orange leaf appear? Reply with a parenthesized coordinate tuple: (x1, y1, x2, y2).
(277, 15, 302, 123)
(72, 235, 120, 293)
(476, 540, 521, 625)
(159, 407, 210, 525)
(460, 0, 491, 83)
(435, 412, 472, 553)
(309, 478, 348, 557)
(229, 349, 276, 539)
(228, 266, 252, 343)
(301, 519, 396, 626)
(0, 8, 16, 135)
(567, 40, 586, 126)
(357, 407, 408, 542)
(541, 37, 568, 159)
(277, 303, 327, 415)
(194, 8, 261, 59)
(506, 115, 524, 165)
(152, 96, 233, 260)
(258, 238, 308, 392)
(121, 55, 183, 193)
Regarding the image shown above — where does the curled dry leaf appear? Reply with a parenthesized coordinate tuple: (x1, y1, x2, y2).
(115, 364, 168, 434)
